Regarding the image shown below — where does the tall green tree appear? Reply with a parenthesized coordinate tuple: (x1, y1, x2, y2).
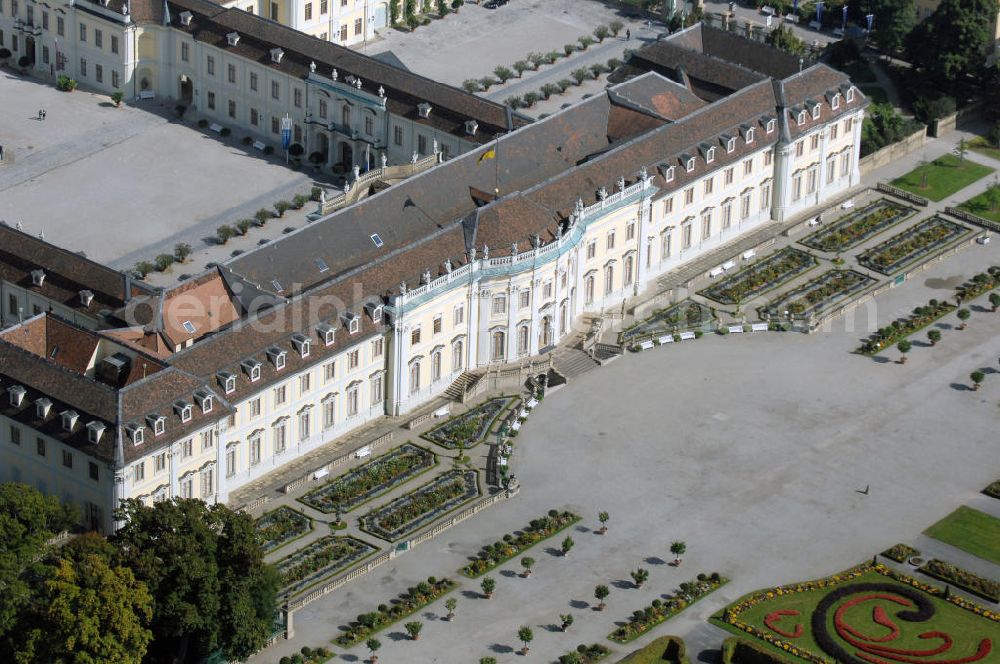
(112, 499, 278, 663)
(0, 483, 78, 644)
(765, 24, 806, 55)
(906, 0, 999, 83)
(873, 0, 916, 55)
(16, 554, 153, 664)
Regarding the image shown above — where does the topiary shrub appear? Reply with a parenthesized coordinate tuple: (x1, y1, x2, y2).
(154, 254, 175, 272)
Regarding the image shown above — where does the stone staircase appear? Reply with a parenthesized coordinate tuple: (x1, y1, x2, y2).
(443, 371, 480, 402)
(552, 347, 601, 380)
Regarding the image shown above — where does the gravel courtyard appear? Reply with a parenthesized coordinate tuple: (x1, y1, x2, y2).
(253, 238, 1000, 663)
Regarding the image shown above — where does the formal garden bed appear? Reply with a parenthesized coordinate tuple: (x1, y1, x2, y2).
(891, 154, 995, 202)
(713, 562, 999, 664)
(800, 199, 915, 253)
(298, 443, 437, 514)
(332, 576, 456, 647)
(856, 298, 955, 354)
(558, 643, 611, 663)
(924, 506, 1000, 566)
(256, 506, 314, 554)
(983, 480, 1000, 500)
(857, 216, 970, 275)
(421, 396, 518, 449)
(699, 248, 818, 306)
(460, 510, 581, 577)
(762, 269, 876, 320)
(608, 573, 727, 644)
(955, 267, 1000, 303)
(881, 543, 921, 564)
(620, 300, 716, 343)
(276, 535, 378, 598)
(359, 469, 480, 541)
(618, 635, 690, 664)
(919, 558, 1000, 603)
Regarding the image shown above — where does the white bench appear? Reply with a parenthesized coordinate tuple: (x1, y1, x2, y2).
(640, 340, 655, 350)
(253, 140, 267, 151)
(209, 123, 223, 134)
(722, 259, 736, 270)
(313, 468, 329, 480)
(519, 408, 528, 418)
(728, 324, 744, 334)
(658, 335, 674, 344)
(433, 406, 450, 418)
(808, 217, 821, 226)
(742, 249, 756, 260)
(138, 90, 155, 100)
(355, 445, 372, 458)
(808, 20, 822, 29)
(679, 331, 696, 341)
(841, 200, 855, 209)
(784, 13, 798, 22)
(751, 322, 769, 332)
(499, 457, 507, 466)
(709, 266, 724, 278)
(511, 421, 521, 431)
(526, 398, 538, 409)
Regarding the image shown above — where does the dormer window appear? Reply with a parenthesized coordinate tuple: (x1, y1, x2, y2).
(194, 391, 213, 414)
(846, 87, 855, 103)
(831, 94, 841, 110)
(35, 398, 52, 419)
(797, 111, 806, 126)
(79, 290, 95, 307)
(342, 312, 360, 334)
(31, 269, 46, 287)
(226, 31, 240, 46)
(267, 347, 287, 370)
(270, 48, 284, 64)
(365, 302, 383, 323)
(812, 104, 821, 119)
(726, 137, 735, 153)
(664, 165, 675, 182)
(148, 415, 166, 436)
(766, 119, 776, 134)
(417, 103, 432, 119)
(465, 120, 478, 136)
(8, 385, 26, 407)
(87, 421, 105, 444)
(61, 410, 79, 432)
(292, 334, 311, 358)
(706, 147, 715, 163)
(317, 323, 336, 346)
(176, 401, 193, 423)
(127, 424, 145, 446)
(217, 372, 236, 394)
(685, 158, 694, 173)
(242, 359, 262, 382)
(179, 10, 193, 25)
(745, 128, 754, 143)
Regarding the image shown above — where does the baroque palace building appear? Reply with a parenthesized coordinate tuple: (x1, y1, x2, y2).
(0, 25, 866, 533)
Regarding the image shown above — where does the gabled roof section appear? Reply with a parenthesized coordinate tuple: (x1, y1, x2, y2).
(608, 71, 707, 122)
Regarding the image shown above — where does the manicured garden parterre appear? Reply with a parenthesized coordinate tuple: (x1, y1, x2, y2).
(919, 558, 1000, 603)
(699, 248, 818, 305)
(460, 510, 581, 577)
(763, 269, 876, 319)
(857, 216, 969, 275)
(924, 506, 1000, 566)
(891, 154, 994, 202)
(298, 443, 437, 514)
(856, 298, 955, 355)
(620, 300, 716, 342)
(880, 543, 920, 564)
(422, 397, 518, 450)
(359, 469, 480, 541)
(609, 573, 727, 644)
(800, 199, 915, 253)
(617, 635, 690, 664)
(714, 563, 1000, 664)
(275, 535, 379, 598)
(256, 505, 313, 553)
(332, 576, 456, 647)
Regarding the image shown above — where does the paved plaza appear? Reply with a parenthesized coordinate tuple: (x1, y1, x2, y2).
(252, 225, 1000, 663)
(0, 72, 314, 272)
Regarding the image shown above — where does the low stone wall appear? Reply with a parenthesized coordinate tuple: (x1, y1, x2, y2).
(877, 182, 928, 207)
(281, 431, 394, 495)
(945, 206, 1000, 233)
(238, 495, 270, 515)
(859, 126, 928, 176)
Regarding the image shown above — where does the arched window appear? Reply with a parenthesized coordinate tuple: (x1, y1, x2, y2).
(341, 105, 350, 127)
(432, 350, 442, 382)
(624, 255, 634, 286)
(604, 265, 614, 295)
(452, 340, 463, 371)
(584, 275, 595, 304)
(517, 325, 529, 355)
(409, 362, 420, 395)
(491, 331, 506, 362)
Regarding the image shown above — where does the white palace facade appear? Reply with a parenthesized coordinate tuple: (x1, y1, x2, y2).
(0, 25, 866, 532)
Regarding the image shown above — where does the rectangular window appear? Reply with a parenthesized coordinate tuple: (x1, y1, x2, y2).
(94, 28, 102, 48)
(371, 374, 383, 405)
(201, 430, 214, 451)
(826, 156, 836, 184)
(417, 134, 427, 155)
(795, 141, 804, 158)
(250, 398, 261, 418)
(323, 398, 336, 429)
(807, 167, 818, 194)
(89, 462, 99, 481)
(271, 80, 279, 99)
(492, 295, 507, 315)
(347, 349, 360, 369)
(393, 126, 403, 146)
(249, 72, 258, 91)
(410, 328, 421, 346)
(207, 55, 215, 76)
(371, 338, 384, 358)
(201, 468, 213, 497)
(226, 446, 236, 477)
(433, 315, 443, 334)
(724, 167, 734, 186)
(845, 117, 854, 132)
(682, 224, 692, 249)
(228, 99, 236, 119)
(319, 99, 327, 119)
(298, 412, 310, 441)
(519, 290, 530, 310)
(134, 461, 144, 482)
(274, 385, 286, 406)
(320, 0, 327, 12)
(586, 242, 596, 259)
(830, 124, 839, 140)
(154, 453, 166, 473)
(764, 150, 773, 167)
(810, 134, 820, 151)
(365, 116, 373, 135)
(294, 88, 302, 107)
(181, 42, 189, 62)
(270, 1, 278, 19)
(703, 177, 713, 196)
(663, 197, 673, 215)
(741, 192, 752, 219)
(112, 70, 120, 89)
(250, 434, 262, 465)
(304, 1, 312, 19)
(626, 222, 635, 241)
(273, 423, 286, 453)
(79, 58, 87, 77)
(347, 385, 359, 416)
(684, 187, 694, 206)
(760, 181, 772, 211)
(722, 203, 732, 229)
(300, 373, 311, 395)
(42, 12, 48, 29)
(95, 63, 102, 83)
(227, 63, 236, 84)
(79, 23, 86, 42)
(36, 438, 46, 457)
(841, 152, 851, 177)
(9, 425, 20, 445)
(181, 439, 193, 458)
(206, 91, 215, 110)
(42, 46, 49, 64)
(57, 16, 64, 36)
(606, 231, 615, 250)
(111, 35, 118, 54)
(792, 174, 802, 201)
(272, 116, 279, 134)
(453, 305, 464, 326)
(354, 17, 363, 34)
(324, 361, 336, 383)
(743, 158, 753, 175)
(701, 210, 712, 240)
(339, 24, 347, 41)
(250, 108, 259, 126)
(543, 281, 552, 299)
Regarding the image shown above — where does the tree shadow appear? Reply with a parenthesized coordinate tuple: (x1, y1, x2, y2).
(461, 590, 482, 600)
(422, 611, 438, 621)
(542, 623, 563, 633)
(611, 579, 634, 590)
(949, 383, 972, 391)
(576, 525, 591, 533)
(569, 599, 589, 609)
(909, 340, 932, 348)
(697, 648, 723, 663)
(971, 304, 992, 313)
(337, 655, 359, 662)
(489, 643, 515, 654)
(645, 556, 667, 566)
(386, 631, 409, 642)
(544, 546, 563, 557)
(500, 569, 519, 578)
(871, 355, 891, 364)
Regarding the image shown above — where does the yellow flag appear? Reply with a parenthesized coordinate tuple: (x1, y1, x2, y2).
(478, 149, 496, 163)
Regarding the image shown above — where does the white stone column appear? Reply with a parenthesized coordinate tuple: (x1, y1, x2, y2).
(850, 110, 864, 187)
(215, 421, 228, 503)
(168, 442, 179, 498)
(816, 127, 829, 206)
(770, 143, 795, 222)
(388, 304, 406, 416)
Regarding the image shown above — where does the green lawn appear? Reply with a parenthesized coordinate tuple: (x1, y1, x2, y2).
(859, 85, 888, 105)
(925, 505, 1000, 565)
(892, 153, 995, 201)
(617, 636, 687, 664)
(969, 136, 1000, 162)
(713, 565, 998, 663)
(960, 190, 1000, 223)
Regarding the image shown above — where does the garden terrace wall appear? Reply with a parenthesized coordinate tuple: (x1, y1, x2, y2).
(859, 126, 928, 176)
(282, 431, 393, 494)
(877, 182, 929, 208)
(360, 469, 480, 541)
(945, 206, 1000, 233)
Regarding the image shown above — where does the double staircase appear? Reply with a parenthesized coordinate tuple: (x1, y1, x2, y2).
(443, 371, 481, 402)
